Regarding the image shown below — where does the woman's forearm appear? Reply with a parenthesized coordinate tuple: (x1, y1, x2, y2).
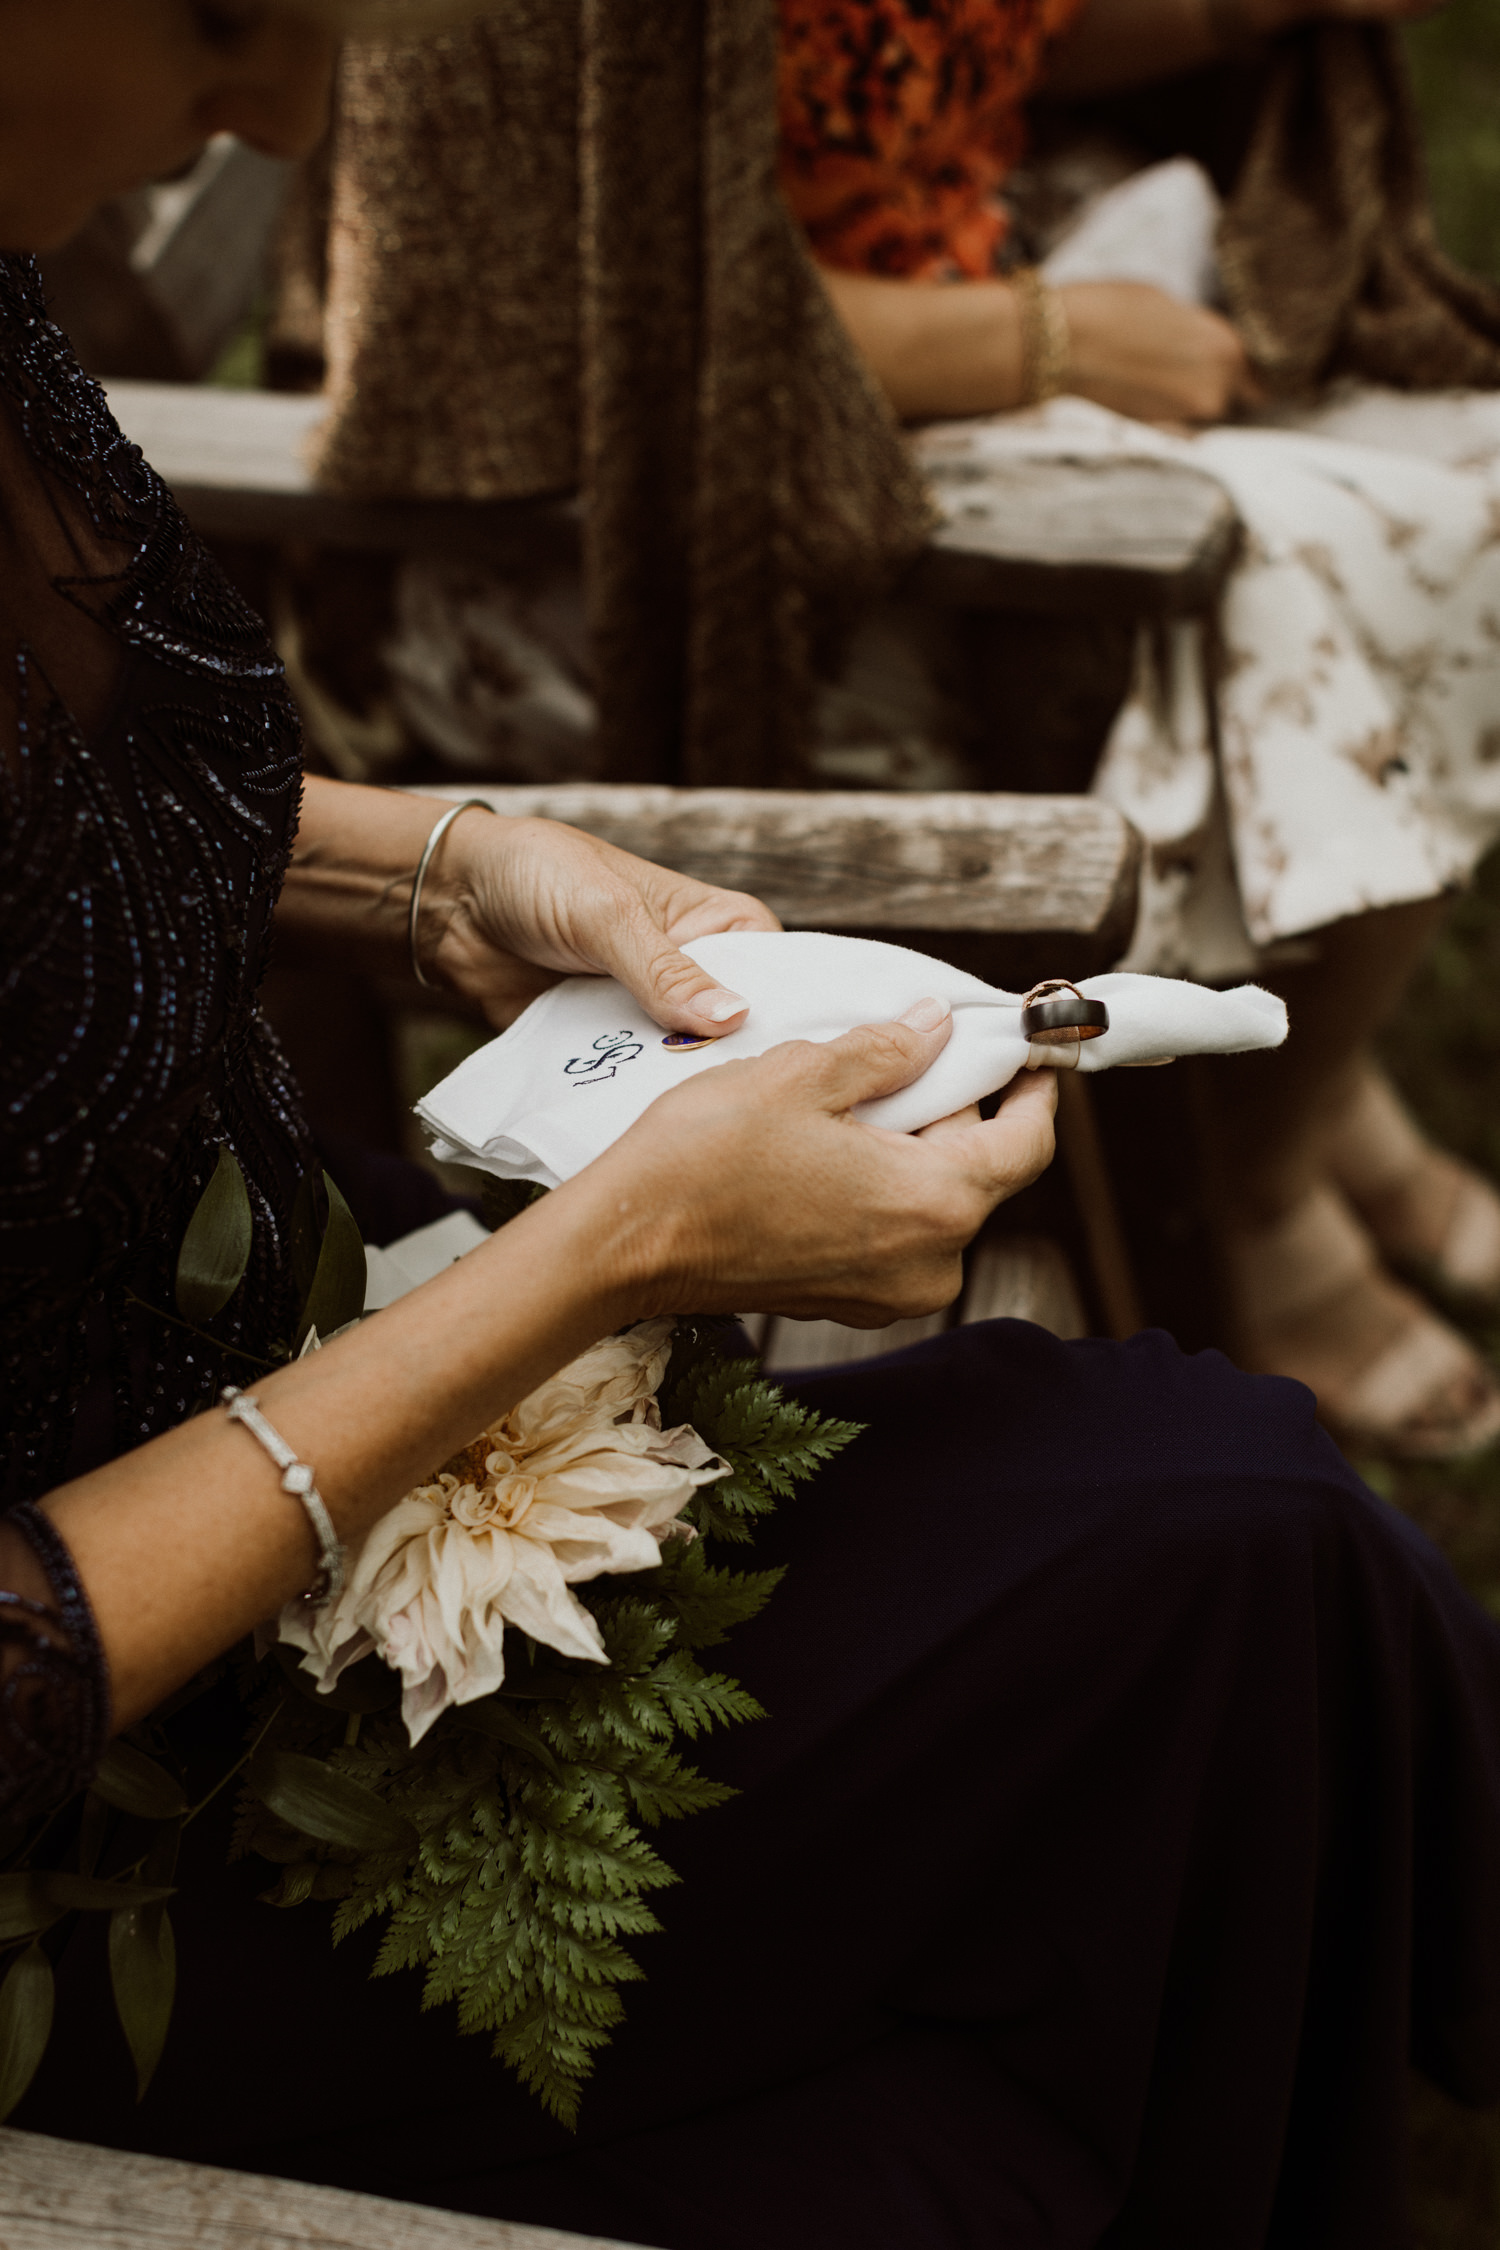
(43, 1174, 642, 1731)
(277, 774, 472, 982)
(37, 990, 1058, 1739)
(819, 265, 1258, 429)
(818, 267, 1027, 420)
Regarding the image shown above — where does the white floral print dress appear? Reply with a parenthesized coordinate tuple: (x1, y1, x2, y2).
(913, 385, 1500, 980)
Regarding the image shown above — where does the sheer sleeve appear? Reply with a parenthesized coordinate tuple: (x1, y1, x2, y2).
(0, 1507, 108, 1825)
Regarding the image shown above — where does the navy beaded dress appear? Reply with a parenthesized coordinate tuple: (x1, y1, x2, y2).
(7, 251, 1500, 2250)
(0, 253, 316, 1822)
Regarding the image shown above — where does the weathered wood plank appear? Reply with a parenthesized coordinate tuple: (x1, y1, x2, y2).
(101, 384, 1236, 617)
(417, 783, 1141, 944)
(912, 452, 1242, 618)
(961, 1233, 1086, 1337)
(0, 2127, 650, 2250)
(100, 382, 577, 566)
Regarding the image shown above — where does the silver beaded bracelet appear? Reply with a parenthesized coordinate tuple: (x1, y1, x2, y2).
(222, 1387, 346, 1605)
(408, 797, 496, 989)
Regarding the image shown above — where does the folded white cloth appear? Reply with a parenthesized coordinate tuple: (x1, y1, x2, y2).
(417, 932, 1286, 1189)
(1042, 157, 1223, 308)
(362, 1208, 490, 1312)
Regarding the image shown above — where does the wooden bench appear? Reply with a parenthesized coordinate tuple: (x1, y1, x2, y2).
(99, 381, 1161, 1342)
(101, 379, 1239, 623)
(406, 781, 1144, 1346)
(0, 2126, 649, 2250)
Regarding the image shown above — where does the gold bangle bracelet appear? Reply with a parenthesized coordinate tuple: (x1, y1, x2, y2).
(1014, 266, 1071, 408)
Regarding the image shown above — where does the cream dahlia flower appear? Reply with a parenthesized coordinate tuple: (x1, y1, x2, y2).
(276, 1318, 727, 1745)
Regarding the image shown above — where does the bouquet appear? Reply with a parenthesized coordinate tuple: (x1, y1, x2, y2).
(0, 1164, 859, 2128)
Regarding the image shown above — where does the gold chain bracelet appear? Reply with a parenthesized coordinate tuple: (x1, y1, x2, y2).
(1014, 266, 1071, 408)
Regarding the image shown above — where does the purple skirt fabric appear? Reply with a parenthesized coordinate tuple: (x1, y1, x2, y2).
(22, 1313, 1500, 2250)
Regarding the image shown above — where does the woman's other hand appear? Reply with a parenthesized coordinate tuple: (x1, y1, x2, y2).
(582, 1001, 1059, 1326)
(282, 780, 779, 1042)
(435, 814, 779, 1037)
(818, 265, 1262, 428)
(1059, 281, 1265, 427)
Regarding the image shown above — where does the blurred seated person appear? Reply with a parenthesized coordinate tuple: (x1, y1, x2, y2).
(780, 0, 1500, 1460)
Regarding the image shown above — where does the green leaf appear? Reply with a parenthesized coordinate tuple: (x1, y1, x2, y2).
(479, 1177, 548, 1231)
(0, 1871, 172, 1943)
(109, 1903, 176, 2101)
(0, 1875, 62, 1944)
(175, 1147, 253, 1324)
(289, 1168, 322, 1313)
(37, 1873, 177, 1914)
(92, 1742, 189, 1822)
(455, 1699, 565, 1781)
(76, 1790, 108, 1878)
(0, 1942, 53, 2121)
(295, 1171, 367, 1349)
(247, 1749, 416, 1855)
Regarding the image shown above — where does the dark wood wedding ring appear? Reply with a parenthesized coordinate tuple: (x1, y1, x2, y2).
(1020, 979, 1110, 1045)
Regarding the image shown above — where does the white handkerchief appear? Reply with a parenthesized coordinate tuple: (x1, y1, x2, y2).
(417, 931, 1287, 1189)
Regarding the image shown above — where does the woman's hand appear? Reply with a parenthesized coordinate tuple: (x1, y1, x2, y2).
(578, 1000, 1059, 1327)
(1059, 282, 1264, 427)
(55, 991, 1055, 1730)
(434, 813, 779, 1037)
(818, 265, 1262, 428)
(281, 779, 779, 1041)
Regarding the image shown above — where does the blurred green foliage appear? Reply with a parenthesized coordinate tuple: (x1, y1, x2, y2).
(1405, 0, 1500, 279)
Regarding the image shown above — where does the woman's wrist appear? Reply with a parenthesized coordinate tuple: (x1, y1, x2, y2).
(280, 779, 440, 975)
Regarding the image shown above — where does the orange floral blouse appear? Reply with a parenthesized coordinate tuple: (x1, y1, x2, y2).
(777, 0, 1089, 279)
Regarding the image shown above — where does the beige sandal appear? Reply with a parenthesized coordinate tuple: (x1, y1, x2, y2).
(1326, 1063, 1500, 1307)
(1223, 1184, 1500, 1461)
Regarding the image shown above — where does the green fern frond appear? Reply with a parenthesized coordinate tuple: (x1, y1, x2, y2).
(220, 1318, 861, 2128)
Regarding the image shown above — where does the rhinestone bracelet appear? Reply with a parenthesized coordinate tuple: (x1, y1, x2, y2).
(222, 1387, 346, 1605)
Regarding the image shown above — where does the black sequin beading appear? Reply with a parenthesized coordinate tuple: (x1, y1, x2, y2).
(0, 254, 317, 1816)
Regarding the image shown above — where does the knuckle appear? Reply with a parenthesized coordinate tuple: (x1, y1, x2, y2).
(860, 1021, 917, 1072)
(653, 950, 710, 995)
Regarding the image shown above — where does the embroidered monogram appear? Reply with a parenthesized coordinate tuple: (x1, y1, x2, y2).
(565, 1033, 644, 1085)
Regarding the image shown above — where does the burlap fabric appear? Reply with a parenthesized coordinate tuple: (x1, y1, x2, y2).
(1219, 21, 1500, 397)
(307, 0, 931, 787)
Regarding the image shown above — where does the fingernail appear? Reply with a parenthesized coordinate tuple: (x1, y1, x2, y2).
(899, 996, 950, 1032)
(702, 989, 748, 1023)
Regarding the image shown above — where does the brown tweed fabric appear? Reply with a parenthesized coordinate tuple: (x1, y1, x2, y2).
(315, 8, 581, 501)
(309, 0, 931, 786)
(1220, 22, 1500, 398)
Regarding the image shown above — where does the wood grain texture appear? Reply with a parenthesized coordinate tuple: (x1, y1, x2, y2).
(421, 783, 1142, 942)
(0, 2127, 650, 2250)
(101, 383, 578, 567)
(101, 384, 1238, 616)
(913, 453, 1242, 617)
